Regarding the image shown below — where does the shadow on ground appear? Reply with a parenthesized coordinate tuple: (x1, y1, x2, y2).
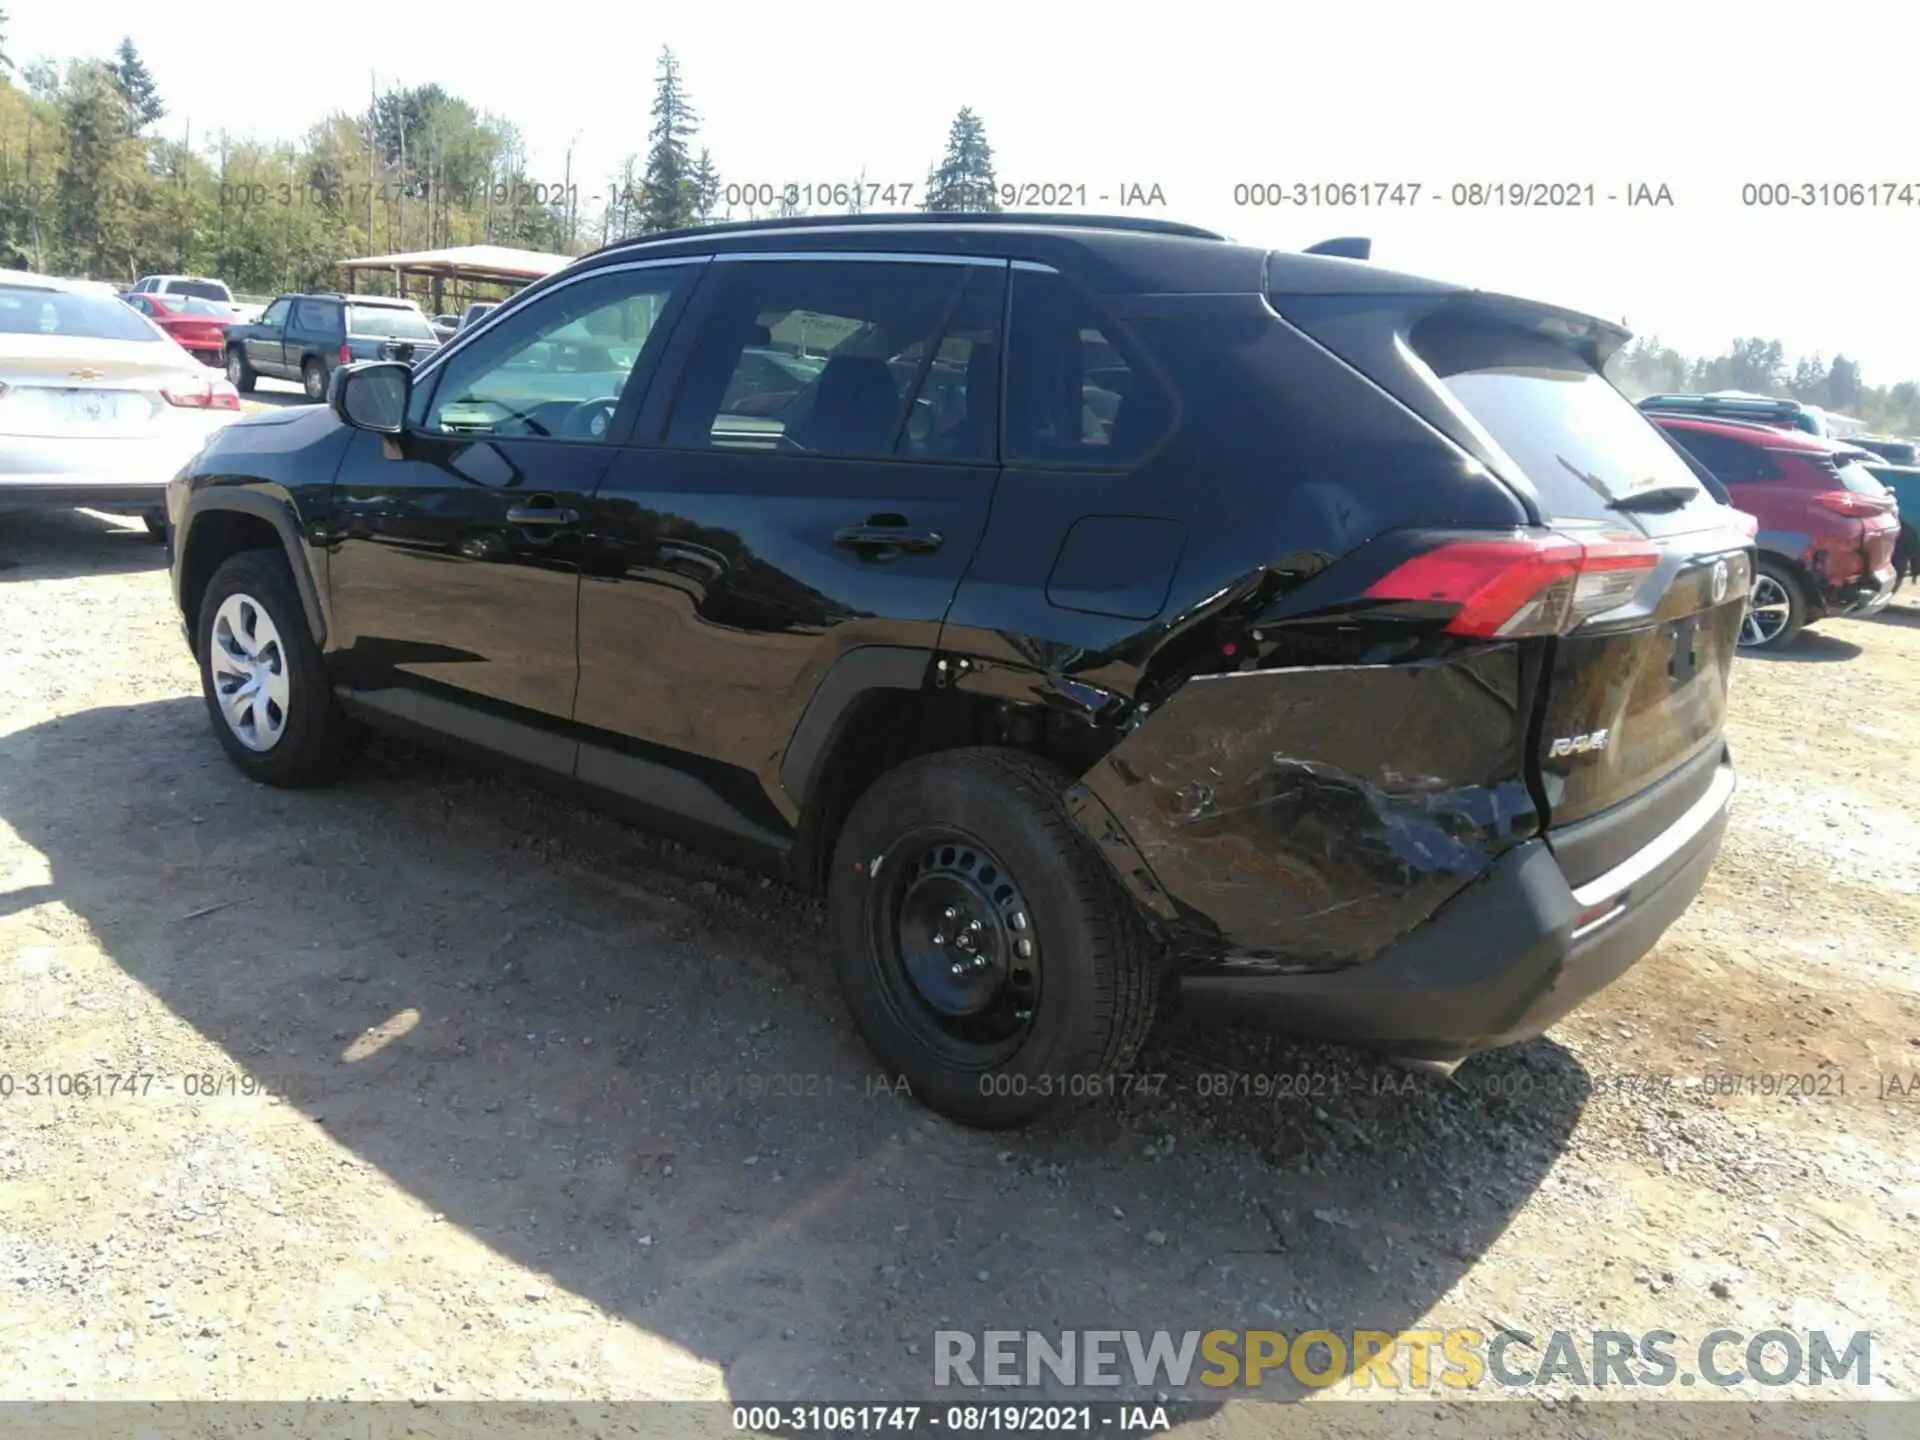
(1745, 628, 1863, 663)
(0, 523, 1594, 1404)
(0, 508, 168, 582)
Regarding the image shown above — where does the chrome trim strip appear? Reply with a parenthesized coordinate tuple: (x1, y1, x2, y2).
(713, 251, 1006, 266)
(1010, 260, 1060, 273)
(410, 254, 715, 383)
(1569, 763, 1736, 910)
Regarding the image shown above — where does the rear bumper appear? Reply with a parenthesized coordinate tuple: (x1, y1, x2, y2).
(1175, 760, 1734, 1063)
(1830, 564, 1895, 617)
(0, 427, 228, 509)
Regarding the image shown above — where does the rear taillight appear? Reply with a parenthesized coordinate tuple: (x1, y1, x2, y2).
(339, 344, 353, 366)
(1809, 490, 1888, 517)
(161, 377, 241, 411)
(1364, 532, 1661, 637)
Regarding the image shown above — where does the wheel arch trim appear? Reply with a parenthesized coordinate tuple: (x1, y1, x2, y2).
(179, 487, 329, 648)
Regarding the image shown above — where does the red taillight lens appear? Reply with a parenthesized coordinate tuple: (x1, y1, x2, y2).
(1364, 532, 1661, 637)
(161, 377, 242, 411)
(1809, 490, 1887, 518)
(339, 344, 353, 366)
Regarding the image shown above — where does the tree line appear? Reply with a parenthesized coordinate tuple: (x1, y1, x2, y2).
(0, 36, 1003, 300)
(0, 23, 1913, 437)
(1607, 336, 1920, 441)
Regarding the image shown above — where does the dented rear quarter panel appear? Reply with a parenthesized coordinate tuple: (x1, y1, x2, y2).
(1076, 645, 1541, 971)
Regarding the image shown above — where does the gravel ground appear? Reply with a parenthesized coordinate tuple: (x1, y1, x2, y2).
(1, 503, 1916, 1428)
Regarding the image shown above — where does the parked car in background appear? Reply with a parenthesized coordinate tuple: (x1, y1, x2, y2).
(0, 272, 242, 538)
(130, 275, 239, 317)
(223, 293, 442, 401)
(1639, 392, 1834, 438)
(1857, 460, 1920, 587)
(1653, 414, 1898, 646)
(430, 314, 461, 343)
(457, 301, 500, 331)
(167, 212, 1750, 1127)
(121, 292, 233, 367)
(1848, 435, 1919, 466)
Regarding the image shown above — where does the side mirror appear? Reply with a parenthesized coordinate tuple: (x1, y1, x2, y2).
(330, 361, 410, 434)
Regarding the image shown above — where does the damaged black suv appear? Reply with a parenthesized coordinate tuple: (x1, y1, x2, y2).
(167, 213, 1749, 1127)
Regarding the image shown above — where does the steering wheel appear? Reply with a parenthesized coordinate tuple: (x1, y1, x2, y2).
(559, 397, 620, 441)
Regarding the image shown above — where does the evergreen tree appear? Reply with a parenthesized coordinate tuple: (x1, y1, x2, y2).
(56, 62, 140, 276)
(106, 38, 164, 132)
(691, 147, 721, 224)
(923, 107, 997, 212)
(638, 47, 699, 233)
(0, 10, 13, 77)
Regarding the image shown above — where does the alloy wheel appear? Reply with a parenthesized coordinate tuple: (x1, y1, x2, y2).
(1740, 573, 1794, 647)
(209, 592, 291, 751)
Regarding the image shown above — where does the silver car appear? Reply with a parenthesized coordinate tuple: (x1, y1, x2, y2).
(0, 274, 245, 538)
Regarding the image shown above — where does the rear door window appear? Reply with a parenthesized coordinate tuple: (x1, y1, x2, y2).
(293, 300, 337, 332)
(1411, 317, 1707, 519)
(1004, 269, 1174, 466)
(665, 258, 1002, 463)
(1660, 428, 1780, 483)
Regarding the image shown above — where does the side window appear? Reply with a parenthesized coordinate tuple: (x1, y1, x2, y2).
(1669, 431, 1776, 482)
(125, 296, 151, 315)
(293, 300, 333, 332)
(261, 299, 292, 327)
(665, 259, 999, 462)
(421, 263, 696, 441)
(1004, 269, 1175, 466)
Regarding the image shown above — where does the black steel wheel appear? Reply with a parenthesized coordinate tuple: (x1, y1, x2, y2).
(829, 748, 1159, 1129)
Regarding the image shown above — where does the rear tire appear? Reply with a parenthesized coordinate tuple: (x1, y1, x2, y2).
(142, 509, 167, 547)
(1741, 558, 1808, 649)
(827, 748, 1158, 1129)
(225, 347, 256, 393)
(194, 550, 350, 787)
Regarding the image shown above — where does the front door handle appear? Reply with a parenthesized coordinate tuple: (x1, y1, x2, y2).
(506, 505, 579, 526)
(834, 525, 943, 555)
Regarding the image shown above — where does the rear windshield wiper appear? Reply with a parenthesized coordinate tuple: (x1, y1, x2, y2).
(1608, 483, 1698, 512)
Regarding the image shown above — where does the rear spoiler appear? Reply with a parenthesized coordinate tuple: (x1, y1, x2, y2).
(1303, 236, 1371, 260)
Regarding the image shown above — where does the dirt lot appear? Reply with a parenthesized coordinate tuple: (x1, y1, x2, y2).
(1, 502, 1917, 1425)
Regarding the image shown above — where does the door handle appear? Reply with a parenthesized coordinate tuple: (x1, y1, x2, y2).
(834, 524, 943, 555)
(506, 505, 579, 526)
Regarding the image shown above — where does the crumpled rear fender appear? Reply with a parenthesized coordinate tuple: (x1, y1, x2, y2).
(1071, 646, 1543, 971)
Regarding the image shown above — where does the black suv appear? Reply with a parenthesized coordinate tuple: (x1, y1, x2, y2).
(166, 213, 1750, 1127)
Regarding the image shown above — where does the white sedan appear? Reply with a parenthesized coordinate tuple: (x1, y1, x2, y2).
(0, 273, 245, 538)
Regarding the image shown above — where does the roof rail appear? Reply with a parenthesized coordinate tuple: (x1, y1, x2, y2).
(1303, 236, 1371, 260)
(579, 210, 1228, 261)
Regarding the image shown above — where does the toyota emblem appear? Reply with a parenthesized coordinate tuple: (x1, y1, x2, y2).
(1710, 559, 1730, 606)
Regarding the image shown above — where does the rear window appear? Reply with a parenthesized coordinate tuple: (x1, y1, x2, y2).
(167, 280, 232, 302)
(0, 286, 161, 342)
(171, 297, 230, 317)
(1413, 319, 1705, 513)
(1835, 458, 1891, 497)
(349, 305, 437, 341)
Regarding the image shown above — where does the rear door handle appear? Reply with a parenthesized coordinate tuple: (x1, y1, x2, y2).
(506, 505, 579, 526)
(834, 525, 943, 555)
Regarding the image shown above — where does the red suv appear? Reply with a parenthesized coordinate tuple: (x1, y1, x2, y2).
(1652, 415, 1898, 648)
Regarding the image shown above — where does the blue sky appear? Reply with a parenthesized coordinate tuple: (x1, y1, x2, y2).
(15, 0, 1920, 383)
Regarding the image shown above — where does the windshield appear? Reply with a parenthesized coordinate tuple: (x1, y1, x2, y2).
(348, 305, 438, 341)
(1415, 321, 1706, 512)
(169, 280, 232, 302)
(0, 286, 163, 341)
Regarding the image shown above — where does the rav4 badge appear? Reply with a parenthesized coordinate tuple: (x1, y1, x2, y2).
(1548, 730, 1610, 758)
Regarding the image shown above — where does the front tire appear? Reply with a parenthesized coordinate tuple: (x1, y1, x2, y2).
(828, 748, 1158, 1129)
(194, 550, 349, 787)
(1740, 558, 1808, 649)
(225, 347, 256, 393)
